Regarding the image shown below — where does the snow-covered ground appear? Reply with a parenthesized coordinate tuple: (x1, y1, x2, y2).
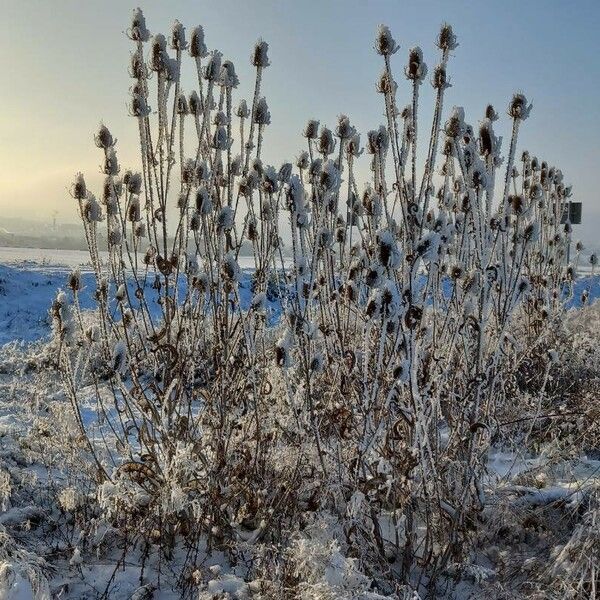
(1, 248, 598, 346)
(0, 250, 285, 346)
(0, 250, 599, 599)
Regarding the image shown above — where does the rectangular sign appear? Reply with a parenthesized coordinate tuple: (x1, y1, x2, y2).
(561, 202, 582, 225)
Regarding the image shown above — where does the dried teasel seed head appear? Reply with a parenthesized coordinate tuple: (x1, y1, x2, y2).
(189, 26, 208, 58)
(253, 97, 271, 126)
(375, 24, 399, 56)
(252, 39, 270, 68)
(71, 173, 87, 200)
(437, 23, 458, 51)
(508, 92, 532, 120)
(169, 20, 186, 51)
(94, 123, 114, 149)
(303, 119, 319, 140)
(405, 47, 427, 82)
(128, 7, 150, 42)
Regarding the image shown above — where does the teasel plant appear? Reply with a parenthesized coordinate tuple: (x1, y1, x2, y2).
(53, 8, 577, 595)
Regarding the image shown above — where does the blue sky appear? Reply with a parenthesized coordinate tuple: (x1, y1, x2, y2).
(1, 0, 599, 244)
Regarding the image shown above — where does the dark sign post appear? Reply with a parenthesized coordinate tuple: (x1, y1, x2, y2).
(561, 202, 582, 225)
(561, 201, 583, 265)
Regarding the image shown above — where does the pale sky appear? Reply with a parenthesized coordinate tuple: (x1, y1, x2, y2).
(1, 0, 599, 244)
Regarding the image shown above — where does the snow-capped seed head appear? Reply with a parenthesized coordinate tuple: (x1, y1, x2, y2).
(108, 228, 122, 246)
(303, 119, 319, 140)
(195, 160, 210, 182)
(431, 63, 449, 89)
(188, 91, 202, 115)
(375, 24, 399, 56)
(127, 172, 143, 195)
(317, 126, 336, 155)
(176, 92, 189, 115)
(236, 99, 250, 119)
(366, 126, 389, 154)
(478, 121, 495, 157)
(181, 159, 196, 185)
(444, 106, 465, 138)
(83, 195, 103, 223)
(437, 23, 458, 51)
(102, 147, 119, 176)
(485, 104, 498, 121)
(376, 70, 397, 95)
(195, 187, 212, 214)
(149, 34, 167, 72)
(189, 26, 208, 58)
(377, 230, 401, 268)
(71, 173, 87, 200)
(211, 125, 231, 150)
(68, 269, 81, 292)
(278, 162, 293, 183)
(129, 52, 145, 79)
(508, 93, 532, 120)
(134, 222, 146, 238)
(262, 165, 279, 194)
(252, 39, 270, 67)
(529, 183, 543, 201)
(203, 50, 222, 81)
(296, 151, 310, 170)
(590, 253, 598, 266)
(95, 124, 114, 149)
(213, 110, 229, 127)
(405, 47, 427, 82)
(217, 206, 235, 230)
(189, 211, 201, 231)
(127, 197, 141, 222)
(346, 133, 363, 158)
(471, 168, 486, 188)
(230, 155, 242, 176)
(253, 97, 271, 126)
(221, 252, 240, 282)
(128, 8, 150, 42)
(335, 114, 356, 140)
(316, 227, 333, 250)
(169, 20, 186, 50)
(129, 93, 150, 117)
(164, 56, 180, 82)
(220, 60, 239, 88)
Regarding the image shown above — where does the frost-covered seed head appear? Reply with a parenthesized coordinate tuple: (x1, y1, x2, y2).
(176, 92, 189, 115)
(253, 97, 271, 125)
(437, 23, 458, 51)
(128, 8, 150, 42)
(303, 119, 320, 139)
(203, 50, 222, 81)
(220, 60, 239, 88)
(405, 47, 427, 82)
(95, 124, 114, 149)
(169, 20, 186, 50)
(236, 99, 250, 119)
(335, 114, 356, 140)
(71, 173, 87, 200)
(189, 26, 208, 58)
(375, 25, 399, 56)
(508, 93, 532, 120)
(317, 126, 336, 155)
(252, 39, 270, 67)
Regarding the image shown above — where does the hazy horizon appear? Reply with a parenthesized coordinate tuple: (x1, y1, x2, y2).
(1, 0, 599, 244)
